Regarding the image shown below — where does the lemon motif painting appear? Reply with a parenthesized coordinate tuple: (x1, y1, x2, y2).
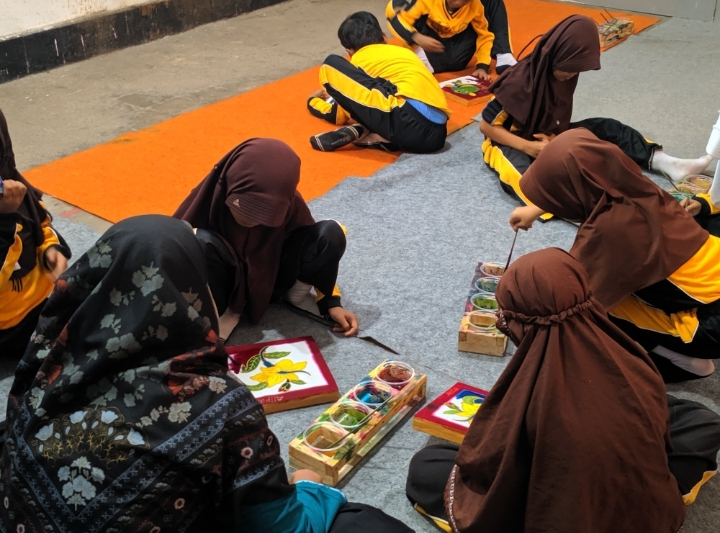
(226, 337, 339, 413)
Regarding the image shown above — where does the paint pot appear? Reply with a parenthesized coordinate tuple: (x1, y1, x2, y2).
(350, 381, 396, 408)
(684, 175, 713, 193)
(302, 422, 349, 455)
(706, 112, 720, 159)
(330, 401, 373, 430)
(675, 182, 705, 195)
(669, 191, 692, 203)
(375, 361, 415, 390)
(480, 262, 505, 277)
(471, 292, 499, 311)
(475, 276, 500, 294)
(467, 311, 497, 332)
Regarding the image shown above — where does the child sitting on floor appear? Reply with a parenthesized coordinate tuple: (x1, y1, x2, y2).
(307, 11, 451, 153)
(0, 109, 70, 362)
(386, 0, 516, 77)
(480, 14, 712, 219)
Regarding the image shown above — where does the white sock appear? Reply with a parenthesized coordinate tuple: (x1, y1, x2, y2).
(285, 280, 313, 306)
(414, 47, 434, 73)
(652, 345, 715, 376)
(650, 150, 713, 182)
(496, 53, 517, 67)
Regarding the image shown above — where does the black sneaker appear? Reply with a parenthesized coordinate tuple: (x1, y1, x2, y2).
(310, 125, 365, 152)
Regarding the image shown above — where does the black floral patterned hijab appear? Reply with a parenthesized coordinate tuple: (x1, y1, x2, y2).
(1, 215, 282, 532)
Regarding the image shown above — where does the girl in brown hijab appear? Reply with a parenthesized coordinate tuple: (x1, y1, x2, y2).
(405, 248, 720, 533)
(174, 138, 358, 338)
(512, 128, 720, 382)
(0, 108, 71, 362)
(479, 14, 711, 215)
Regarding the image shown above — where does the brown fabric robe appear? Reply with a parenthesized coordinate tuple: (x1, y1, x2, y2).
(519, 128, 708, 310)
(174, 138, 315, 323)
(488, 14, 601, 140)
(445, 248, 685, 533)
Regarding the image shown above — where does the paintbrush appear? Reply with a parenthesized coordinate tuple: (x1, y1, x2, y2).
(505, 230, 518, 271)
(658, 170, 682, 193)
(281, 301, 400, 354)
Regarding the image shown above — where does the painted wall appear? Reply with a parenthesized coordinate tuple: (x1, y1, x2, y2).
(0, 0, 156, 40)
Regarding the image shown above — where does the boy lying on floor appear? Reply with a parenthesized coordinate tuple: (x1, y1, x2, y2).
(307, 11, 451, 153)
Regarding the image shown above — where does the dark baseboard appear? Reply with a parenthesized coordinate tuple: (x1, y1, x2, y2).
(0, 0, 287, 84)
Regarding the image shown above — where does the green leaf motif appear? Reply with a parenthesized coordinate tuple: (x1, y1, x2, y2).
(279, 381, 291, 392)
(263, 350, 292, 360)
(241, 355, 260, 373)
(443, 409, 460, 416)
(289, 379, 306, 385)
(246, 382, 268, 392)
(462, 395, 482, 406)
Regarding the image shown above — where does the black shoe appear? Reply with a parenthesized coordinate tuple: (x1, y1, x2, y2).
(310, 125, 365, 152)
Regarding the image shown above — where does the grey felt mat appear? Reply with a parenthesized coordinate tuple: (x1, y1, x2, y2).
(224, 125, 719, 532)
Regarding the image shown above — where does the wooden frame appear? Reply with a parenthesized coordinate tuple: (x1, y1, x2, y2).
(439, 75, 492, 106)
(288, 361, 427, 486)
(226, 336, 339, 414)
(413, 382, 488, 444)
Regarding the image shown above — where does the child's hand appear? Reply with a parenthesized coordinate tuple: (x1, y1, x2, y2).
(44, 247, 68, 281)
(412, 33, 445, 53)
(509, 205, 545, 231)
(0, 179, 27, 214)
(472, 68, 491, 81)
(289, 470, 323, 484)
(309, 88, 330, 100)
(680, 197, 702, 216)
(328, 307, 359, 337)
(523, 134, 554, 159)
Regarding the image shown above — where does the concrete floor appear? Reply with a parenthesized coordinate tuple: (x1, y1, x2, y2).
(2, 0, 720, 531)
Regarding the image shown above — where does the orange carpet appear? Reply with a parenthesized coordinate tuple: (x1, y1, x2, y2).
(25, 0, 660, 223)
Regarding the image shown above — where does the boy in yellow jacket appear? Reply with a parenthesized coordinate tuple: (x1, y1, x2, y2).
(308, 12, 450, 153)
(387, 0, 516, 76)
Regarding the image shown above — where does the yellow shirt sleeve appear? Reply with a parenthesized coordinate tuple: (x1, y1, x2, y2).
(470, 6, 494, 68)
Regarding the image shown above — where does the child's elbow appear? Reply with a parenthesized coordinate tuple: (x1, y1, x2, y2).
(479, 119, 491, 136)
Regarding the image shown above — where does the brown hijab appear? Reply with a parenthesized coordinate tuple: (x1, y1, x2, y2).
(519, 128, 709, 310)
(446, 248, 685, 533)
(488, 15, 601, 140)
(174, 138, 315, 322)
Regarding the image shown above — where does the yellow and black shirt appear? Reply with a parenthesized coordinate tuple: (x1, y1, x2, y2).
(0, 206, 68, 330)
(309, 44, 451, 125)
(610, 235, 720, 350)
(386, 0, 494, 70)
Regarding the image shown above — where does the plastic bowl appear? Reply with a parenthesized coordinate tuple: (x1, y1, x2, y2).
(302, 422, 349, 455)
(480, 262, 506, 277)
(684, 175, 713, 193)
(375, 361, 415, 390)
(329, 401, 373, 430)
(471, 292, 499, 311)
(350, 381, 396, 408)
(467, 311, 497, 331)
(475, 276, 500, 294)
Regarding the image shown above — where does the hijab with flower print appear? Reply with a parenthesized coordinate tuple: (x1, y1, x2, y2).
(1, 215, 289, 533)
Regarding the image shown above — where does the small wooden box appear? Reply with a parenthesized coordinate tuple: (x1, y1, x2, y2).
(598, 18, 634, 50)
(413, 382, 489, 443)
(458, 262, 508, 356)
(289, 361, 427, 486)
(458, 312, 508, 356)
